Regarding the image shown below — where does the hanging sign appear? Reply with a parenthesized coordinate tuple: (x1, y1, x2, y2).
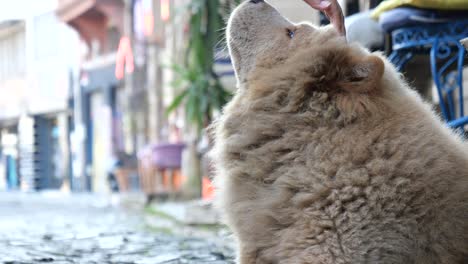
(115, 36, 135, 80)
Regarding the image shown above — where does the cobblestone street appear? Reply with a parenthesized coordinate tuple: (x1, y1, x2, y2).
(0, 193, 234, 264)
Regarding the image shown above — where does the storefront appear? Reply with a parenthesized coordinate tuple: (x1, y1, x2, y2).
(0, 124, 19, 191)
(81, 62, 125, 193)
(17, 113, 71, 191)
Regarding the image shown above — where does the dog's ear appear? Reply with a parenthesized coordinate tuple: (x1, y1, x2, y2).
(333, 55, 385, 116)
(305, 49, 385, 94)
(338, 55, 384, 94)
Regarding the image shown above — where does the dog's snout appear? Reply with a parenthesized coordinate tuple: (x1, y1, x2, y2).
(249, 0, 264, 4)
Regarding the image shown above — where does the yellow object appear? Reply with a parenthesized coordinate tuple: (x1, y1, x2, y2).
(371, 0, 468, 19)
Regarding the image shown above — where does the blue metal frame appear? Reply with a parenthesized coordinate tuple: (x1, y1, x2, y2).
(389, 20, 468, 129)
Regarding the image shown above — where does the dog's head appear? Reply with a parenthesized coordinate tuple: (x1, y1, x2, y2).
(227, 0, 386, 118)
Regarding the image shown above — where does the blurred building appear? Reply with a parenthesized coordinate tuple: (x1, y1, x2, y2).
(0, 1, 80, 192)
(0, 21, 25, 191)
(56, 0, 192, 193)
(57, 0, 127, 192)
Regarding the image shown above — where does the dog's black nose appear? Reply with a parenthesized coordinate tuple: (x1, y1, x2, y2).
(249, 0, 264, 4)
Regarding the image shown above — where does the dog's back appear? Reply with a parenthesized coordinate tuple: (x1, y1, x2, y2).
(213, 88, 468, 263)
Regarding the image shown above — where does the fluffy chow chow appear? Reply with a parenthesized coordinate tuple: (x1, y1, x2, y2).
(211, 1, 468, 263)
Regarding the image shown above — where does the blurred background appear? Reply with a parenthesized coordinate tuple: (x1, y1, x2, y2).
(0, 0, 322, 262)
(0, 0, 320, 196)
(0, 0, 466, 262)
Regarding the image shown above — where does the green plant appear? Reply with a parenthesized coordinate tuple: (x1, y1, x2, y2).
(167, 0, 241, 132)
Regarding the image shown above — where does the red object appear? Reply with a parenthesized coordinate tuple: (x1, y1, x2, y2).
(115, 37, 135, 80)
(161, 0, 170, 22)
(202, 177, 215, 200)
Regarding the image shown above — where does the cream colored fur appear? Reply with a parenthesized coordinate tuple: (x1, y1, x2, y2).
(211, 1, 468, 263)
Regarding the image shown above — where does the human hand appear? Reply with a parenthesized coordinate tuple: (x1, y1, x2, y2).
(303, 0, 346, 37)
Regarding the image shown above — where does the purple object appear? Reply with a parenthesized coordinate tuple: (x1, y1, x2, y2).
(151, 143, 186, 169)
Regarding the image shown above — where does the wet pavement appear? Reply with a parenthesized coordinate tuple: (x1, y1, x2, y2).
(0, 192, 234, 264)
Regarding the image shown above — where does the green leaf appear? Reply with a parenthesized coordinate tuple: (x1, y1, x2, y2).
(166, 89, 189, 115)
(168, 0, 240, 130)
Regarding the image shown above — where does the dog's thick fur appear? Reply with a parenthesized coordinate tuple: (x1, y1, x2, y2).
(211, 1, 468, 263)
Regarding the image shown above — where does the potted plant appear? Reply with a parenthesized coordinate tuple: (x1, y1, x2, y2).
(167, 0, 241, 198)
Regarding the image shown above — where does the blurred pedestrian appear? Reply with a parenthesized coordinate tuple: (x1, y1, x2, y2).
(107, 154, 121, 193)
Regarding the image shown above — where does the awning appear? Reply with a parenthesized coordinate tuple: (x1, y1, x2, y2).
(56, 0, 96, 22)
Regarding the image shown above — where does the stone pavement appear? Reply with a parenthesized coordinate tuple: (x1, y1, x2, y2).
(0, 192, 234, 264)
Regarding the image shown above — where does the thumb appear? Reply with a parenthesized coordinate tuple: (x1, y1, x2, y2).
(303, 0, 332, 10)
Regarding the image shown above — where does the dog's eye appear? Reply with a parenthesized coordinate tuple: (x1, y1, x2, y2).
(287, 28, 295, 39)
